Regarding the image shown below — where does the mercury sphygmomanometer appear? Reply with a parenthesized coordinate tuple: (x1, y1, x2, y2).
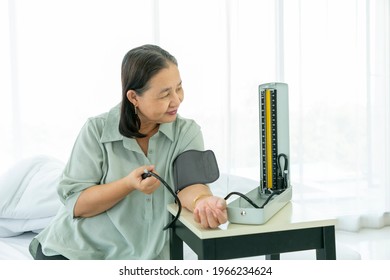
(143, 82, 292, 229)
(226, 82, 292, 225)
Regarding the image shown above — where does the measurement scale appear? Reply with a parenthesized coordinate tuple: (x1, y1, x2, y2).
(260, 88, 279, 191)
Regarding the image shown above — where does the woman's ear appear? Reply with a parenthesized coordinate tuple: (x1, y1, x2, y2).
(126, 90, 138, 105)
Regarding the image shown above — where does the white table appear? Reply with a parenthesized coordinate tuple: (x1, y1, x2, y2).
(168, 202, 337, 260)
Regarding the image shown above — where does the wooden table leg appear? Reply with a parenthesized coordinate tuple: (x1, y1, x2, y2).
(316, 226, 336, 260)
(169, 227, 184, 260)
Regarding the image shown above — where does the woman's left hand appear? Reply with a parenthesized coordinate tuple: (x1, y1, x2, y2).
(193, 196, 228, 228)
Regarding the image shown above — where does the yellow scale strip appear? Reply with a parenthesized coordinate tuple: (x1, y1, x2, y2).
(265, 89, 273, 189)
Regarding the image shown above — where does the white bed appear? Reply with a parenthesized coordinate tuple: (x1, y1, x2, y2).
(0, 232, 36, 259)
(0, 156, 65, 260)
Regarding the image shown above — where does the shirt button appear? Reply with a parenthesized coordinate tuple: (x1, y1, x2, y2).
(146, 198, 151, 202)
(149, 149, 153, 154)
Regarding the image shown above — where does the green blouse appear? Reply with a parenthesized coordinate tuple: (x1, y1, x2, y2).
(29, 104, 204, 259)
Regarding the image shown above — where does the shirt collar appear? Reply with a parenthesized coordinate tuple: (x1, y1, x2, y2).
(159, 122, 174, 142)
(100, 103, 175, 144)
(100, 104, 123, 143)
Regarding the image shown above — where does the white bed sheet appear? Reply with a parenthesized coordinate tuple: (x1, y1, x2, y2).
(0, 231, 36, 260)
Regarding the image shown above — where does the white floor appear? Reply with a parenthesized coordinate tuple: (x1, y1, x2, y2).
(336, 226, 390, 260)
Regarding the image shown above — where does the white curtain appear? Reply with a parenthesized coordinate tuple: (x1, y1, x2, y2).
(283, 0, 390, 230)
(1, 0, 389, 231)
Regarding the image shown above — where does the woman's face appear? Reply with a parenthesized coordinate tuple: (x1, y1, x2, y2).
(128, 63, 184, 129)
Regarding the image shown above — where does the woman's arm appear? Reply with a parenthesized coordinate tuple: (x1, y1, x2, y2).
(177, 184, 228, 228)
(74, 165, 159, 218)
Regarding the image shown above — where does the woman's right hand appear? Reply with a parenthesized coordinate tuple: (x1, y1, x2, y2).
(126, 165, 161, 194)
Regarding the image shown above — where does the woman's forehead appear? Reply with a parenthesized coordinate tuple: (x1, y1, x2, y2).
(148, 64, 181, 90)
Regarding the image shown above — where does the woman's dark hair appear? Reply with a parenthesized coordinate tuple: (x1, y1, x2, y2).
(119, 44, 178, 138)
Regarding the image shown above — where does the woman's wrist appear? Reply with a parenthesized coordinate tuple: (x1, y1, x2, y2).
(192, 193, 212, 209)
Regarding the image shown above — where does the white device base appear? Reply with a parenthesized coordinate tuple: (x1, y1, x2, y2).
(227, 187, 292, 225)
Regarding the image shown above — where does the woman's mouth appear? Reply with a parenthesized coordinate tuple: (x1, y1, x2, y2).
(167, 110, 177, 116)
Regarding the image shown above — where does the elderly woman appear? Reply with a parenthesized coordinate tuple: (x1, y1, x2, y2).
(29, 44, 227, 260)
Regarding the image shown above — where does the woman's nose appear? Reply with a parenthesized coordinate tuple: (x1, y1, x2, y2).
(171, 91, 183, 105)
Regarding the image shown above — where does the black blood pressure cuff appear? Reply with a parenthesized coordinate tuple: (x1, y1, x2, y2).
(173, 150, 220, 193)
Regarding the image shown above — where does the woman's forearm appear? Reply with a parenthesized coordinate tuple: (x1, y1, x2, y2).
(73, 177, 134, 218)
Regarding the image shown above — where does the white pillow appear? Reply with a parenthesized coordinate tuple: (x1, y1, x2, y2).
(0, 156, 64, 237)
(0, 217, 53, 237)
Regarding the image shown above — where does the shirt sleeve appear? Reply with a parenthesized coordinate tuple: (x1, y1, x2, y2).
(177, 118, 205, 152)
(57, 118, 106, 216)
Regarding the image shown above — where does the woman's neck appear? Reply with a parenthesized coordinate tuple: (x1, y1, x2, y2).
(140, 123, 160, 137)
